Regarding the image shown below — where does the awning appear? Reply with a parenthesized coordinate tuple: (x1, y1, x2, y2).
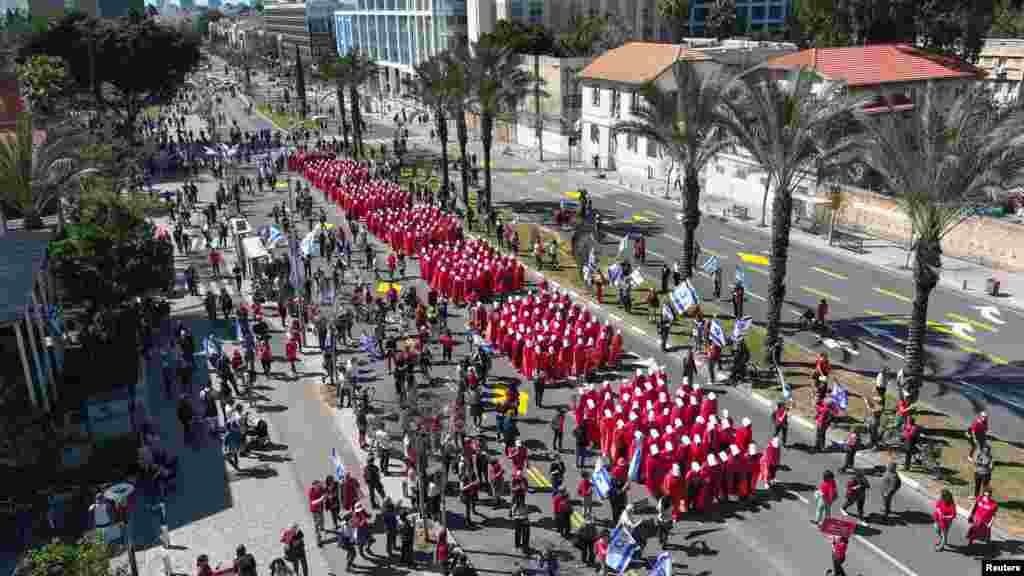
(241, 237, 270, 261)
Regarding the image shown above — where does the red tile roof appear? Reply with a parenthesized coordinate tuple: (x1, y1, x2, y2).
(579, 42, 712, 85)
(765, 44, 980, 87)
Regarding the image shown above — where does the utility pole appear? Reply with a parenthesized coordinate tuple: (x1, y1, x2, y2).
(534, 53, 542, 162)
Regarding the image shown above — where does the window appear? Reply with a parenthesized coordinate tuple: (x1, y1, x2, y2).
(627, 134, 637, 152)
(611, 90, 620, 115)
(630, 91, 640, 113)
(751, 5, 765, 21)
(646, 139, 658, 158)
(768, 5, 782, 19)
(591, 86, 601, 107)
(590, 124, 600, 143)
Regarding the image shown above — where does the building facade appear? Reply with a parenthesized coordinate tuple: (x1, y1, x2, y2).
(687, 0, 790, 34)
(579, 40, 796, 179)
(334, 0, 467, 97)
(976, 38, 1024, 106)
(264, 1, 341, 62)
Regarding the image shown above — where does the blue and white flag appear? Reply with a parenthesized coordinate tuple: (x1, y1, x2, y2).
(288, 234, 305, 292)
(735, 266, 747, 289)
(331, 447, 346, 481)
(662, 303, 675, 321)
(701, 255, 720, 275)
(733, 316, 753, 340)
(260, 225, 284, 249)
(300, 230, 321, 258)
(709, 319, 726, 347)
(605, 527, 638, 575)
(593, 462, 612, 499)
(608, 263, 623, 287)
(236, 317, 253, 343)
(649, 552, 672, 576)
(831, 383, 849, 411)
(203, 333, 224, 359)
(669, 280, 700, 314)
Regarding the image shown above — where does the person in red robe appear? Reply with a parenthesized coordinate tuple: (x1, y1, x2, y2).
(745, 443, 761, 501)
(697, 458, 713, 515)
(643, 444, 662, 498)
(683, 397, 698, 427)
(733, 445, 750, 499)
(689, 434, 704, 466)
(664, 463, 685, 520)
(735, 417, 753, 453)
(761, 437, 781, 489)
(508, 439, 529, 472)
(699, 392, 717, 421)
(685, 462, 702, 514)
(610, 420, 628, 464)
(967, 489, 999, 546)
(608, 330, 623, 366)
(610, 457, 628, 485)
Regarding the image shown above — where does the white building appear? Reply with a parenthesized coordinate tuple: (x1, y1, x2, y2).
(976, 38, 1024, 106)
(578, 40, 796, 180)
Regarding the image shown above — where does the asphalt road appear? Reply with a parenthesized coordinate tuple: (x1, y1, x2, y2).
(205, 63, 1010, 576)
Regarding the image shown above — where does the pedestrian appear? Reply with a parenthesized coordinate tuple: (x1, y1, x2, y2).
(550, 407, 565, 452)
(400, 512, 415, 567)
(814, 469, 837, 525)
(286, 337, 299, 374)
(967, 488, 999, 549)
(829, 535, 849, 576)
(903, 416, 921, 470)
(281, 522, 309, 576)
(510, 468, 527, 512)
(382, 499, 399, 556)
(352, 502, 371, 558)
(339, 515, 357, 570)
(460, 468, 479, 527)
(973, 444, 993, 499)
(968, 412, 989, 461)
(772, 401, 789, 447)
(177, 394, 194, 446)
(489, 457, 505, 507)
(435, 526, 450, 575)
(324, 475, 341, 532)
(577, 516, 597, 565)
(574, 419, 589, 469)
(549, 455, 566, 493)
(552, 487, 572, 538)
(731, 283, 744, 319)
(578, 469, 594, 519)
(259, 340, 272, 377)
(814, 399, 836, 453)
(933, 489, 957, 551)
(878, 462, 901, 522)
(308, 480, 327, 546)
(364, 459, 386, 508)
(196, 555, 213, 576)
(712, 266, 722, 299)
(512, 501, 530, 551)
(840, 471, 868, 518)
(840, 428, 860, 473)
(233, 545, 257, 576)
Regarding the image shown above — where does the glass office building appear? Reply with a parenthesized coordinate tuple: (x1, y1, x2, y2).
(688, 0, 789, 33)
(335, 0, 467, 96)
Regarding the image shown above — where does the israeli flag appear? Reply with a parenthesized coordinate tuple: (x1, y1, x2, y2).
(331, 447, 346, 481)
(605, 527, 638, 574)
(701, 255, 720, 275)
(236, 317, 253, 342)
(649, 552, 672, 576)
(260, 225, 284, 249)
(735, 266, 747, 288)
(203, 334, 224, 359)
(593, 463, 612, 499)
(669, 280, 700, 314)
(300, 231, 321, 258)
(662, 303, 675, 322)
(831, 383, 849, 411)
(732, 316, 753, 340)
(608, 263, 623, 286)
(709, 319, 726, 347)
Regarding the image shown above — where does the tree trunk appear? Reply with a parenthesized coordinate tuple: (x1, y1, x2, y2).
(680, 166, 702, 279)
(437, 107, 450, 201)
(456, 104, 470, 210)
(760, 177, 771, 227)
(349, 85, 362, 159)
(764, 186, 794, 362)
(336, 82, 350, 150)
(904, 237, 941, 401)
(481, 112, 494, 214)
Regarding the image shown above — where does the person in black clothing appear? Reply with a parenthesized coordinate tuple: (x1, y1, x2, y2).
(284, 524, 309, 576)
(658, 315, 671, 352)
(512, 502, 531, 552)
(574, 422, 588, 469)
(609, 478, 627, 525)
(400, 513, 416, 567)
(233, 545, 257, 576)
(364, 460, 386, 508)
(577, 519, 598, 565)
(841, 471, 869, 518)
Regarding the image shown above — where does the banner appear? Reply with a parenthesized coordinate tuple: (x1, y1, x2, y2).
(669, 280, 700, 315)
(732, 316, 753, 340)
(300, 231, 322, 258)
(701, 255, 720, 275)
(709, 319, 726, 347)
(605, 527, 638, 575)
(608, 263, 623, 287)
(831, 382, 849, 411)
(331, 447, 346, 480)
(649, 552, 672, 576)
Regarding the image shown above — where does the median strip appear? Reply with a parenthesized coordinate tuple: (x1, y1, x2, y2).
(945, 312, 996, 333)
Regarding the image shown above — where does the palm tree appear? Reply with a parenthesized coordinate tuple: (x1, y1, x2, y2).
(444, 37, 474, 211)
(340, 49, 377, 159)
(0, 112, 94, 234)
(318, 54, 351, 151)
(613, 59, 730, 279)
(406, 54, 454, 204)
(718, 68, 864, 359)
(852, 85, 1024, 398)
(468, 36, 535, 212)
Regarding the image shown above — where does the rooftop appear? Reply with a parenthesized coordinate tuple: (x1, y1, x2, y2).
(764, 44, 980, 87)
(578, 42, 711, 85)
(0, 230, 52, 326)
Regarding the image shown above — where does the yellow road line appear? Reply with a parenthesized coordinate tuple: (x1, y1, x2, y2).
(927, 321, 976, 343)
(989, 354, 1009, 365)
(526, 467, 551, 488)
(864, 309, 890, 318)
(643, 210, 661, 218)
(959, 345, 983, 356)
(875, 287, 912, 303)
(812, 266, 849, 280)
(748, 266, 769, 276)
(946, 313, 996, 333)
(703, 248, 723, 258)
(801, 285, 843, 302)
(737, 252, 770, 266)
(571, 511, 586, 530)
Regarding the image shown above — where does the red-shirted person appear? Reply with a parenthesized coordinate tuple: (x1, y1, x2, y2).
(286, 337, 299, 374)
(259, 340, 273, 377)
(933, 489, 957, 551)
(830, 535, 849, 576)
(968, 411, 989, 461)
(308, 480, 326, 546)
(813, 352, 831, 381)
(967, 488, 999, 548)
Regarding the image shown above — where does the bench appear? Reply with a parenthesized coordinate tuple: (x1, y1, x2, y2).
(831, 229, 866, 253)
(728, 204, 749, 220)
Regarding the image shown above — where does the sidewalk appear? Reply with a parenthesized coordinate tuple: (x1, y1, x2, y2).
(114, 156, 332, 576)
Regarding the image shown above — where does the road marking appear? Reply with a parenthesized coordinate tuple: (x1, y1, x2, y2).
(649, 251, 663, 259)
(787, 490, 808, 504)
(927, 320, 976, 343)
(862, 339, 906, 360)
(875, 287, 912, 303)
(526, 466, 552, 488)
(571, 511, 586, 531)
(958, 380, 1024, 412)
(698, 271, 712, 279)
(630, 326, 646, 336)
(720, 235, 744, 246)
(664, 234, 684, 244)
(749, 292, 767, 302)
(616, 201, 633, 208)
(801, 285, 842, 302)
(609, 313, 623, 322)
(974, 305, 1006, 325)
(811, 266, 848, 280)
(748, 266, 769, 276)
(737, 252, 769, 266)
(945, 312, 996, 332)
(989, 354, 1009, 365)
(703, 248, 723, 258)
(854, 534, 920, 576)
